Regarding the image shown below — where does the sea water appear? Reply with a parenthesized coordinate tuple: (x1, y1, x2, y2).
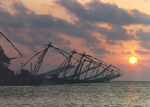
(0, 82, 150, 107)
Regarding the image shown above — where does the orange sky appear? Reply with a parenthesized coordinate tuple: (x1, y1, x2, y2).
(1, 0, 150, 81)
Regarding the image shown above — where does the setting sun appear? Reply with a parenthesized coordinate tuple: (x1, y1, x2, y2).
(129, 57, 138, 64)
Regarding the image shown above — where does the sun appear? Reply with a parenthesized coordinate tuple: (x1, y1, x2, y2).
(129, 57, 138, 64)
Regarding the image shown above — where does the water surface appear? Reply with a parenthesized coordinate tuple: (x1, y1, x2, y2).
(0, 82, 150, 107)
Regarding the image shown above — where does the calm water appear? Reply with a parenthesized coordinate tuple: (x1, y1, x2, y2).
(0, 82, 150, 107)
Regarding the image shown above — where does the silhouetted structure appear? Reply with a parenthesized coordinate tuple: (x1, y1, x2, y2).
(0, 32, 122, 85)
(21, 43, 122, 85)
(0, 45, 14, 85)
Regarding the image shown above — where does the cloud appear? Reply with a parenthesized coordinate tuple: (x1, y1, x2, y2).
(12, 1, 29, 14)
(135, 50, 150, 55)
(136, 29, 150, 50)
(91, 47, 110, 54)
(0, 0, 137, 59)
(0, 1, 100, 51)
(96, 24, 133, 44)
(121, 51, 131, 55)
(0, 0, 137, 52)
(57, 0, 150, 25)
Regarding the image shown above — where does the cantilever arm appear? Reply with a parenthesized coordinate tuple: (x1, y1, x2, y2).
(0, 32, 23, 57)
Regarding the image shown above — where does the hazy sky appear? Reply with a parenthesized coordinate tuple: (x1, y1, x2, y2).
(1, 0, 150, 81)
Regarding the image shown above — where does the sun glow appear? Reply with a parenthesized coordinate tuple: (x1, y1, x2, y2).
(129, 57, 138, 64)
